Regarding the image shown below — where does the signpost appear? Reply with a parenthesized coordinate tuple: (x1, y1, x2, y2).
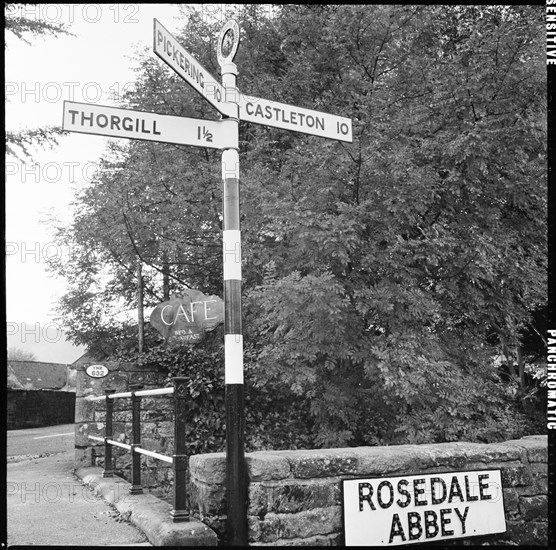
(62, 17, 353, 547)
(216, 19, 246, 546)
(153, 18, 353, 142)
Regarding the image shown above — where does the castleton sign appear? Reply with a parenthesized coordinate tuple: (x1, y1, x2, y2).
(150, 289, 224, 344)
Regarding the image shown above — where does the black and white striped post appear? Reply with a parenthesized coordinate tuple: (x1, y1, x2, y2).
(218, 21, 248, 546)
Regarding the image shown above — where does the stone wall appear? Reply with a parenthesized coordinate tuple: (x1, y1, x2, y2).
(75, 361, 175, 501)
(7, 389, 75, 429)
(189, 436, 548, 546)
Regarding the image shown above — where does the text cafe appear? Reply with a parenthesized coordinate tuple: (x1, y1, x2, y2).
(342, 470, 506, 546)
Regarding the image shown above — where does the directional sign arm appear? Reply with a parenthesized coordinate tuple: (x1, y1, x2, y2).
(153, 19, 235, 118)
(238, 94, 353, 143)
(62, 101, 235, 149)
(152, 19, 353, 141)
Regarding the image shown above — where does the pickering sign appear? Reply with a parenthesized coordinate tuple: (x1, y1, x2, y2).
(342, 470, 506, 546)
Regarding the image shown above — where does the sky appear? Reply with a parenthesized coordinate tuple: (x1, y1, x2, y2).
(4, 3, 197, 360)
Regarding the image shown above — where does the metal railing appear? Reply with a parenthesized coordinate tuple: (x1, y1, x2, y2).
(85, 377, 188, 522)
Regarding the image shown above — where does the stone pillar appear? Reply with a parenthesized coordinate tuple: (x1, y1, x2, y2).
(74, 360, 172, 497)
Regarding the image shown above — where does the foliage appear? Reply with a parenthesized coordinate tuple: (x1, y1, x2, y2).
(8, 347, 37, 361)
(239, 5, 546, 444)
(4, 3, 72, 46)
(51, 5, 546, 447)
(5, 4, 71, 158)
(46, 49, 225, 351)
(117, 333, 315, 454)
(5, 126, 62, 161)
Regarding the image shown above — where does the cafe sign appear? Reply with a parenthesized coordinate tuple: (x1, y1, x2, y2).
(342, 470, 506, 546)
(150, 289, 224, 344)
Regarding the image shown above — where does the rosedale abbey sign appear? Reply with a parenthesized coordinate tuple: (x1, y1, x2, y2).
(343, 470, 506, 546)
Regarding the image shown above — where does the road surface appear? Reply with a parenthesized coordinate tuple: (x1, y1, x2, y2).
(7, 423, 75, 459)
(6, 423, 150, 546)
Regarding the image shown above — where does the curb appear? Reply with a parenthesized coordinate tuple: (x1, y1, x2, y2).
(76, 466, 218, 547)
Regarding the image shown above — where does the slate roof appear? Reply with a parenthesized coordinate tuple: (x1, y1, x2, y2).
(71, 350, 99, 365)
(7, 360, 74, 391)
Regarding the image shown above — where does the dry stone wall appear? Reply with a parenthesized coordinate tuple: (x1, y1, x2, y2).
(189, 436, 548, 546)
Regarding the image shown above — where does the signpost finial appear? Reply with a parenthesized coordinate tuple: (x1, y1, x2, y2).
(217, 19, 240, 67)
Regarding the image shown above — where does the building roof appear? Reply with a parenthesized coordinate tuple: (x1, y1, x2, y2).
(71, 349, 106, 365)
(7, 360, 74, 391)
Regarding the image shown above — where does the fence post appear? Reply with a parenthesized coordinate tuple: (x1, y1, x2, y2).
(130, 384, 143, 495)
(103, 388, 115, 477)
(171, 377, 189, 522)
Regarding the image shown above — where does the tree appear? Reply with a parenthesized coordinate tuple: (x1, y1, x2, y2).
(52, 5, 547, 445)
(239, 5, 546, 445)
(4, 3, 72, 45)
(8, 347, 37, 361)
(4, 3, 73, 158)
(46, 82, 225, 356)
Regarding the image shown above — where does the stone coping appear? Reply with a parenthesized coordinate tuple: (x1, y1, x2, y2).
(76, 466, 217, 546)
(190, 436, 548, 484)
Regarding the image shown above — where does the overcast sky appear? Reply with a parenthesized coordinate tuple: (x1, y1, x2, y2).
(5, 4, 188, 333)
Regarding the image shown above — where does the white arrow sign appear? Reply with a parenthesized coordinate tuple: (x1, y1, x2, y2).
(153, 20, 353, 143)
(62, 101, 234, 149)
(239, 95, 352, 142)
(153, 18, 235, 118)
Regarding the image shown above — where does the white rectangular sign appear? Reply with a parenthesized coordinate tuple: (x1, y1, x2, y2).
(62, 101, 233, 149)
(153, 18, 235, 118)
(343, 470, 506, 546)
(239, 94, 353, 142)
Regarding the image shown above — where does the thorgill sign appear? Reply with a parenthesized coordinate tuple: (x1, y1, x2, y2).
(342, 470, 506, 546)
(150, 289, 224, 344)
